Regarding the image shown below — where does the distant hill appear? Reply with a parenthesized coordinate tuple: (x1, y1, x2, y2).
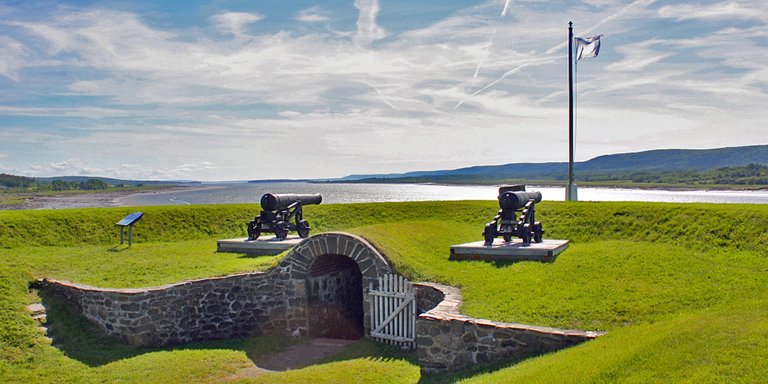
(579, 145, 768, 172)
(333, 144, 768, 183)
(34, 176, 197, 186)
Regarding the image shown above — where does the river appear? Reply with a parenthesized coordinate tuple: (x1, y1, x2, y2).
(116, 182, 768, 206)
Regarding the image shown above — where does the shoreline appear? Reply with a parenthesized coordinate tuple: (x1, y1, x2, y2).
(332, 180, 768, 192)
(2, 182, 768, 210)
(0, 186, 203, 210)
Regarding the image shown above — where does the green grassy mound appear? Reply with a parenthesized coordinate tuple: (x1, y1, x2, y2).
(458, 300, 768, 383)
(1, 201, 767, 383)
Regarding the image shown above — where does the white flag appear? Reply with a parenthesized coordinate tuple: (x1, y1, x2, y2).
(574, 35, 602, 61)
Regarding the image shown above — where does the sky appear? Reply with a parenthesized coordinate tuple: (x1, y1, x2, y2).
(1, 0, 767, 181)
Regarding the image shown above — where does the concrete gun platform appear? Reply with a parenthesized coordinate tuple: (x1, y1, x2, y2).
(217, 236, 303, 255)
(450, 238, 569, 262)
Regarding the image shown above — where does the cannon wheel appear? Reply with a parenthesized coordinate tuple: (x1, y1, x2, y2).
(521, 223, 532, 245)
(247, 221, 261, 240)
(297, 220, 311, 238)
(483, 223, 497, 245)
(274, 221, 289, 240)
(533, 222, 543, 243)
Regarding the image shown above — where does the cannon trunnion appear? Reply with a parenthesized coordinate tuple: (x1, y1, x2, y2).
(248, 193, 322, 241)
(483, 185, 544, 246)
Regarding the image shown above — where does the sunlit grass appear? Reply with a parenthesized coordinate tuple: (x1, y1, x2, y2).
(1, 201, 767, 383)
(4, 239, 280, 288)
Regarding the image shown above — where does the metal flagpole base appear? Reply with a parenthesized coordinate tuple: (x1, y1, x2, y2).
(566, 183, 578, 201)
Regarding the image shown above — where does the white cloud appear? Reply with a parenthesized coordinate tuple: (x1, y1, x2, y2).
(23, 159, 218, 180)
(0, 36, 27, 80)
(297, 7, 330, 23)
(48, 159, 106, 176)
(604, 39, 672, 72)
(1, 1, 767, 180)
(353, 0, 386, 47)
(210, 12, 264, 37)
(658, 2, 766, 21)
(0, 105, 133, 119)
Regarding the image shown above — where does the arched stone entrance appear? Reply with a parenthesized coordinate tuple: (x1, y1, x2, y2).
(307, 254, 363, 338)
(277, 232, 394, 338)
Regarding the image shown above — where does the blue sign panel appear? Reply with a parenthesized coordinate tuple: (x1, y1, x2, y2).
(116, 212, 143, 226)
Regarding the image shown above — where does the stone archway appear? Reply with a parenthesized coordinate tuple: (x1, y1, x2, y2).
(307, 254, 363, 338)
(277, 232, 394, 338)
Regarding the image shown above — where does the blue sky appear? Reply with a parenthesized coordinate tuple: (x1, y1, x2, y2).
(1, 0, 766, 180)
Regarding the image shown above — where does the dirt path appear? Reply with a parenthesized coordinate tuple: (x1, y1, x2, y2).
(226, 338, 356, 380)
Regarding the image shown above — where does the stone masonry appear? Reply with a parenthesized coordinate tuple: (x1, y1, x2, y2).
(36, 232, 392, 346)
(413, 282, 603, 375)
(38, 272, 289, 346)
(36, 231, 601, 374)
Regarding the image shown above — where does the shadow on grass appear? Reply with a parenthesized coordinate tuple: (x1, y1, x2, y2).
(416, 358, 526, 384)
(38, 291, 255, 367)
(38, 292, 500, 382)
(40, 291, 157, 366)
(452, 257, 558, 269)
(489, 256, 558, 268)
(40, 292, 420, 373)
(236, 252, 281, 259)
(107, 245, 130, 253)
(317, 338, 418, 366)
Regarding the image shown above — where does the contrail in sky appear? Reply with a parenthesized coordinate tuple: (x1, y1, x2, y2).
(545, 0, 656, 55)
(363, 77, 397, 109)
(470, 1, 509, 86)
(456, 0, 656, 110)
(454, 58, 554, 111)
(472, 31, 496, 86)
(501, 0, 512, 16)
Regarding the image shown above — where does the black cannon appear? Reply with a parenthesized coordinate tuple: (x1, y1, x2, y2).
(247, 193, 322, 240)
(482, 185, 544, 246)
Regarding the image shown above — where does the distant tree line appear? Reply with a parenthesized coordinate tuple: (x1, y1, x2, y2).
(345, 164, 768, 187)
(582, 163, 768, 185)
(0, 173, 36, 188)
(51, 178, 108, 191)
(1, 173, 108, 191)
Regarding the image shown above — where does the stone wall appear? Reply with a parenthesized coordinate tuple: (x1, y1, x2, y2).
(37, 270, 302, 346)
(413, 282, 603, 375)
(35, 232, 602, 375)
(35, 232, 392, 346)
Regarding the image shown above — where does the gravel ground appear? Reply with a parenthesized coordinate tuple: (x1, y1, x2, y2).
(0, 187, 189, 210)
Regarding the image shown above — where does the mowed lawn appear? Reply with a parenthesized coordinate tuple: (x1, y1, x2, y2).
(1, 201, 767, 383)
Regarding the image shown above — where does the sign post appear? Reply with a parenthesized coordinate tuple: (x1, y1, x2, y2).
(116, 212, 143, 246)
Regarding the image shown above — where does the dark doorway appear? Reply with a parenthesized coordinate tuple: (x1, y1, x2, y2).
(307, 254, 364, 339)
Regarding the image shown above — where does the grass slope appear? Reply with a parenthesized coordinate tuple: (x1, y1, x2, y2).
(1, 201, 767, 383)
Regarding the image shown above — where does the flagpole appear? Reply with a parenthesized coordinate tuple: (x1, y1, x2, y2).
(567, 21, 578, 201)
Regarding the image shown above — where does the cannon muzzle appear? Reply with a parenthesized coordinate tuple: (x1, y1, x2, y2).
(260, 193, 322, 211)
(498, 191, 542, 211)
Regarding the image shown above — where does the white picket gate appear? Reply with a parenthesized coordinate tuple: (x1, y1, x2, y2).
(369, 274, 416, 349)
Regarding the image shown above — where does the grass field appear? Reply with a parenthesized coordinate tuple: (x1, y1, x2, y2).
(1, 201, 767, 383)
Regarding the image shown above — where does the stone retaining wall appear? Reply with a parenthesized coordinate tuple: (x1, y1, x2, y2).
(35, 232, 602, 375)
(413, 282, 603, 375)
(35, 232, 392, 346)
(37, 270, 302, 346)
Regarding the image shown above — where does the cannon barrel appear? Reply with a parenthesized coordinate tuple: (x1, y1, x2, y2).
(498, 191, 542, 210)
(260, 193, 322, 211)
(498, 184, 526, 194)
